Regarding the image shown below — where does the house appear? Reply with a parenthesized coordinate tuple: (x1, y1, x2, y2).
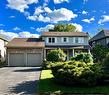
(6, 32, 90, 67)
(89, 30, 109, 47)
(0, 36, 8, 61)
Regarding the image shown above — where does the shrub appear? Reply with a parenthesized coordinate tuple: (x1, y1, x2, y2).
(46, 48, 66, 62)
(0, 60, 6, 67)
(91, 45, 109, 63)
(50, 61, 104, 86)
(103, 53, 109, 69)
(71, 53, 93, 63)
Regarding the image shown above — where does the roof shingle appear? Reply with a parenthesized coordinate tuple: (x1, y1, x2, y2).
(6, 38, 45, 48)
(41, 32, 88, 37)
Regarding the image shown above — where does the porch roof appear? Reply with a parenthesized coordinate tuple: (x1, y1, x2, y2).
(45, 45, 90, 49)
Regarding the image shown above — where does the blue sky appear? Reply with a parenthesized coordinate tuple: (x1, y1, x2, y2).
(0, 0, 109, 40)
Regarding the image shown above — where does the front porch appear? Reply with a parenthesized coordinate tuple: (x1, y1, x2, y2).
(44, 46, 90, 60)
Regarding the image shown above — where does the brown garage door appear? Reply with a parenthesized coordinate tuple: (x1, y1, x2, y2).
(27, 53, 42, 66)
(9, 53, 25, 66)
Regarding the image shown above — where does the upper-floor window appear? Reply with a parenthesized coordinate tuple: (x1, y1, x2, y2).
(62, 37, 68, 43)
(48, 37, 56, 43)
(74, 37, 84, 43)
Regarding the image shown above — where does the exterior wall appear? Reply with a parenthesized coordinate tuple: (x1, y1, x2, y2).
(7, 48, 44, 66)
(43, 36, 89, 46)
(0, 39, 8, 61)
(106, 38, 109, 45)
(91, 38, 107, 47)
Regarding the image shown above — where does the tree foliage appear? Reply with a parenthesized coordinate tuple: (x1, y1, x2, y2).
(49, 24, 78, 32)
(91, 45, 109, 63)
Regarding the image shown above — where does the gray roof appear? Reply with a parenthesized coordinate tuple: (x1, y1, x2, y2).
(89, 30, 109, 42)
(41, 32, 88, 37)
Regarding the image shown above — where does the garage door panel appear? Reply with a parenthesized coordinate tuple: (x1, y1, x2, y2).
(27, 53, 41, 66)
(9, 53, 25, 66)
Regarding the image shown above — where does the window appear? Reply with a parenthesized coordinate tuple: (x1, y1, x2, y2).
(48, 37, 56, 43)
(75, 37, 78, 43)
(78, 37, 84, 43)
(74, 37, 84, 43)
(62, 37, 68, 43)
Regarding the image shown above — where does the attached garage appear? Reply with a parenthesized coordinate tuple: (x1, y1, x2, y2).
(6, 38, 45, 67)
(9, 53, 25, 66)
(27, 53, 42, 66)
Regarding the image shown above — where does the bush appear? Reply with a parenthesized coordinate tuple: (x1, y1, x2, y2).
(103, 53, 109, 69)
(0, 60, 6, 67)
(71, 53, 93, 63)
(50, 61, 104, 86)
(46, 48, 66, 62)
(91, 45, 109, 63)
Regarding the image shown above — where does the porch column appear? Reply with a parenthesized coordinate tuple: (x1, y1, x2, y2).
(67, 49, 69, 60)
(72, 49, 75, 57)
(88, 49, 90, 54)
(44, 49, 46, 59)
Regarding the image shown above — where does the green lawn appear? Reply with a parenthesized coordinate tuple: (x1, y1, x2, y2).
(39, 70, 109, 94)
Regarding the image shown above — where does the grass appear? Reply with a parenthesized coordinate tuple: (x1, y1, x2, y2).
(39, 70, 109, 94)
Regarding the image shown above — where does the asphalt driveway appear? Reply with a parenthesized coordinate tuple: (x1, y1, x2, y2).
(0, 67, 41, 95)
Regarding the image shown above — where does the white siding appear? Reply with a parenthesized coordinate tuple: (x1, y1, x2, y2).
(44, 36, 88, 46)
(0, 39, 7, 61)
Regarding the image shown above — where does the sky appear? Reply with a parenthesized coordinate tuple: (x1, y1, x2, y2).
(1, 0, 109, 40)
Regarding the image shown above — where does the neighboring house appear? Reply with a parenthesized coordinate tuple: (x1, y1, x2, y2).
(0, 36, 8, 61)
(89, 30, 109, 47)
(6, 32, 90, 66)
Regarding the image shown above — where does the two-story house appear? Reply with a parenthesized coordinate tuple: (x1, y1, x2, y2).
(89, 30, 109, 47)
(0, 36, 8, 61)
(6, 32, 90, 67)
(41, 32, 90, 60)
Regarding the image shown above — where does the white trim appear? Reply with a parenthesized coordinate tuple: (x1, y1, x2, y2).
(8, 53, 9, 66)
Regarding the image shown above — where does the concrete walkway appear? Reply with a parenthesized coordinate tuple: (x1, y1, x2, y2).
(0, 67, 41, 95)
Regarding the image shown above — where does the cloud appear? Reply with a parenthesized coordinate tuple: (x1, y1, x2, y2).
(19, 31, 39, 38)
(44, 7, 52, 13)
(13, 27, 21, 31)
(0, 30, 40, 40)
(98, 15, 109, 24)
(36, 24, 54, 32)
(54, 0, 69, 4)
(9, 16, 16, 18)
(34, 6, 44, 15)
(83, 0, 88, 3)
(82, 11, 88, 15)
(0, 24, 5, 26)
(0, 30, 19, 40)
(30, 27, 35, 29)
(71, 23, 83, 32)
(82, 17, 95, 23)
(36, 23, 82, 32)
(7, 0, 38, 12)
(28, 8, 77, 23)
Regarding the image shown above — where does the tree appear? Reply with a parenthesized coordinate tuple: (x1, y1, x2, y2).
(91, 45, 109, 63)
(49, 24, 77, 32)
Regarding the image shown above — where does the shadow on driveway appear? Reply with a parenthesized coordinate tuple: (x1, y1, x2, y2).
(14, 67, 42, 72)
(9, 80, 39, 95)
